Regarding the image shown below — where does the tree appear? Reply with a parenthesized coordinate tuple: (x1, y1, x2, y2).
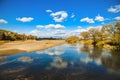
(115, 22, 120, 31)
(102, 22, 120, 44)
(0, 31, 4, 40)
(80, 31, 90, 40)
(88, 28, 102, 46)
(66, 36, 79, 43)
(101, 22, 120, 50)
(113, 22, 120, 44)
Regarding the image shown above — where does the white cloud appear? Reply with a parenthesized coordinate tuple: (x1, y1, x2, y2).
(36, 24, 65, 29)
(46, 10, 52, 13)
(86, 25, 102, 31)
(36, 25, 45, 29)
(108, 4, 120, 13)
(77, 26, 82, 29)
(80, 17, 94, 23)
(30, 29, 65, 38)
(95, 15, 105, 22)
(0, 19, 8, 24)
(16, 17, 34, 22)
(55, 29, 82, 38)
(30, 24, 66, 38)
(30, 25, 103, 38)
(46, 24, 65, 29)
(114, 16, 120, 21)
(30, 30, 41, 36)
(50, 11, 68, 22)
(30, 29, 67, 38)
(71, 13, 75, 18)
(54, 30, 66, 35)
(30, 30, 52, 38)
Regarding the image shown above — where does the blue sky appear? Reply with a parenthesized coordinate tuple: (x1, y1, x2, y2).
(0, 0, 120, 38)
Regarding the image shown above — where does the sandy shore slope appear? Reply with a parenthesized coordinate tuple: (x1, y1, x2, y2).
(0, 40, 65, 55)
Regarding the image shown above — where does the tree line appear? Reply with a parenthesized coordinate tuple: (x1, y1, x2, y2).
(66, 22, 120, 51)
(0, 30, 36, 41)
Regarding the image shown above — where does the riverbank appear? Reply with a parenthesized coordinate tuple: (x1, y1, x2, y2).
(0, 40, 65, 55)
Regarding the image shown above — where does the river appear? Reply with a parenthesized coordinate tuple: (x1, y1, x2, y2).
(0, 44, 120, 80)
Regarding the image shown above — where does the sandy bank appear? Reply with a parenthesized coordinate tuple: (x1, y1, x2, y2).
(0, 40, 65, 55)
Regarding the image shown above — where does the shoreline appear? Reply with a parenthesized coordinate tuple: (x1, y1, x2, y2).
(0, 40, 65, 56)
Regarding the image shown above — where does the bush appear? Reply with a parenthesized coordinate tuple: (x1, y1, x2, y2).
(96, 40, 111, 48)
(65, 36, 79, 44)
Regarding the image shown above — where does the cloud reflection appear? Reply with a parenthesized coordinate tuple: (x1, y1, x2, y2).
(0, 56, 7, 65)
(17, 56, 33, 63)
(36, 46, 65, 56)
(101, 49, 112, 58)
(2, 67, 26, 74)
(50, 57, 68, 69)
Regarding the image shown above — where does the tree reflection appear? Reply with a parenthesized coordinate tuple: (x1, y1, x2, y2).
(101, 51, 120, 72)
(80, 45, 102, 57)
(79, 44, 120, 72)
(79, 45, 102, 65)
(79, 44, 90, 53)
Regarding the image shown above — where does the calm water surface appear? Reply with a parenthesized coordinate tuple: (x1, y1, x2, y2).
(0, 44, 120, 80)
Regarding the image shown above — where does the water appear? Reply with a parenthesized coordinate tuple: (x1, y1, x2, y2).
(0, 44, 120, 80)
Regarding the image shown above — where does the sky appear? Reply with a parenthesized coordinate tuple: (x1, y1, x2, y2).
(0, 0, 120, 38)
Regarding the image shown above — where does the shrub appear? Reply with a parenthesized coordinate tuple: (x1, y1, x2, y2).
(65, 36, 79, 44)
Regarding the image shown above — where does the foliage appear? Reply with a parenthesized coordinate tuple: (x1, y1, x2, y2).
(79, 21, 120, 51)
(80, 31, 90, 40)
(0, 29, 36, 41)
(80, 40, 93, 45)
(96, 40, 111, 48)
(65, 36, 79, 44)
(102, 22, 120, 50)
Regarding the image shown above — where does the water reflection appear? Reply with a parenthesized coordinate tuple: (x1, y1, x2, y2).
(17, 56, 33, 63)
(78, 44, 120, 73)
(36, 45, 66, 56)
(80, 57, 102, 65)
(0, 56, 7, 64)
(50, 57, 68, 69)
(2, 66, 26, 74)
(0, 44, 120, 80)
(101, 52, 120, 72)
(0, 56, 17, 66)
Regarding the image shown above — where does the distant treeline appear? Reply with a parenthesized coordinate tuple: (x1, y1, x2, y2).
(0, 30, 64, 41)
(0, 30, 36, 41)
(36, 37, 63, 40)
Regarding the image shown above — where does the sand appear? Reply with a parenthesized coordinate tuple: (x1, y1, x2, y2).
(0, 40, 65, 55)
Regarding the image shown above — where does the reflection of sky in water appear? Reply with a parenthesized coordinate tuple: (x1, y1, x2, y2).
(17, 56, 33, 63)
(50, 57, 68, 69)
(0, 44, 120, 80)
(80, 57, 102, 65)
(36, 44, 67, 56)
